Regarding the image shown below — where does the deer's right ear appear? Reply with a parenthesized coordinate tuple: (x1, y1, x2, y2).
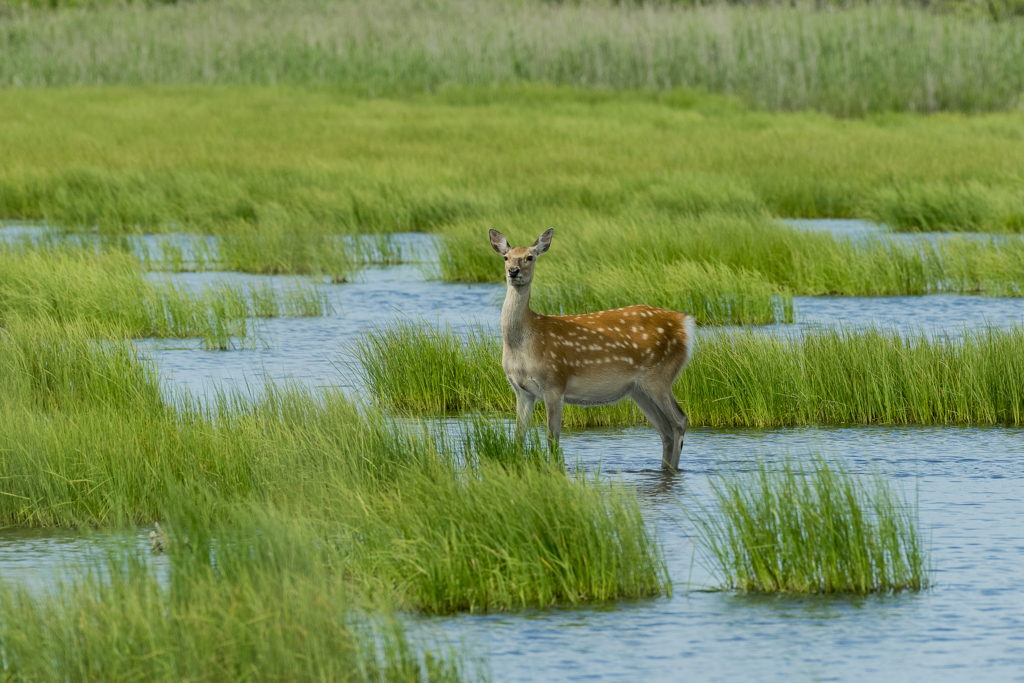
(489, 229, 509, 256)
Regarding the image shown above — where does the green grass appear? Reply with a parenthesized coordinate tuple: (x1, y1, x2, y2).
(0, 242, 329, 348)
(0, 316, 670, 611)
(439, 211, 1024, 305)
(0, 507, 473, 682)
(3, 86, 1024, 239)
(2, 1, 1024, 113)
(357, 320, 1024, 428)
(690, 457, 928, 594)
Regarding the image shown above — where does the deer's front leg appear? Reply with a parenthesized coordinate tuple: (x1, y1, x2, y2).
(513, 388, 536, 444)
(544, 390, 564, 453)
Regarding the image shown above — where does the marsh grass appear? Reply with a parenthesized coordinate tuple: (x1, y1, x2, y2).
(0, 318, 669, 611)
(0, 507, 472, 682)
(690, 458, 928, 594)
(533, 260, 794, 326)
(439, 212, 1024, 300)
(4, 87, 1024, 238)
(0, 242, 329, 348)
(357, 320, 1024, 427)
(2, 1, 1023, 115)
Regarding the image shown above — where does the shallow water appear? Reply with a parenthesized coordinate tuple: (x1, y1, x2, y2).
(420, 423, 1024, 682)
(4, 222, 1024, 680)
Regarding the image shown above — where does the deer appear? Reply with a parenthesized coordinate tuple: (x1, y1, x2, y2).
(490, 227, 695, 471)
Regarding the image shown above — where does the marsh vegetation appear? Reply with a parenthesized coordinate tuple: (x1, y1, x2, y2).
(359, 320, 1024, 427)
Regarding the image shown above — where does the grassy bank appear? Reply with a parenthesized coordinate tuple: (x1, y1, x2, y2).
(358, 320, 1024, 428)
(0, 316, 669, 612)
(2, 86, 1024, 236)
(691, 458, 928, 593)
(2, 1, 1023, 115)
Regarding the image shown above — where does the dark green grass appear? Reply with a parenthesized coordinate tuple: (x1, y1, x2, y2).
(2, 1, 1024, 114)
(357, 320, 1024, 428)
(0, 317, 670, 612)
(690, 458, 928, 594)
(0, 507, 473, 682)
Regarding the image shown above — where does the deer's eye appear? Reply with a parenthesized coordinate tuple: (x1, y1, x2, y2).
(504, 256, 508, 261)
(526, 256, 533, 261)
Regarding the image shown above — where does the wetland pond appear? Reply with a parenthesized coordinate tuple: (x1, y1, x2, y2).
(3, 224, 1024, 681)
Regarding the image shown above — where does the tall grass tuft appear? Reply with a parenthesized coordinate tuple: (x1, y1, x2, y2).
(690, 458, 929, 594)
(0, 318, 670, 610)
(0, 507, 473, 681)
(357, 320, 1024, 427)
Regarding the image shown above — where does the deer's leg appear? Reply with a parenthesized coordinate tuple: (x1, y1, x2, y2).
(543, 390, 564, 452)
(630, 388, 675, 469)
(514, 389, 536, 445)
(651, 388, 688, 471)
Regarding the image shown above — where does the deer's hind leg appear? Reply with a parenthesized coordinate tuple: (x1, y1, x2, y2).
(650, 387, 688, 471)
(630, 388, 676, 470)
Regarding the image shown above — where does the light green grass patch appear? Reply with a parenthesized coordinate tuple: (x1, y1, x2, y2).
(3, 86, 1024, 238)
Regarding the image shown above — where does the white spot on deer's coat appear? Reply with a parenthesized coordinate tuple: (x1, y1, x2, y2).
(643, 334, 648, 340)
(658, 328, 664, 333)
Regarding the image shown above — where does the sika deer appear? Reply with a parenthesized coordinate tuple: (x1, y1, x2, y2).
(490, 228, 695, 470)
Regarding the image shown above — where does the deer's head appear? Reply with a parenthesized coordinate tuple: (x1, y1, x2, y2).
(489, 228, 553, 287)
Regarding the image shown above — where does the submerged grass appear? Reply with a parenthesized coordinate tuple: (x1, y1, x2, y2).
(0, 317, 670, 611)
(690, 458, 928, 594)
(358, 320, 1024, 428)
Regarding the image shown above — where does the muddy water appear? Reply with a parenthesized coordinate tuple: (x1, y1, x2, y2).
(4, 223, 1024, 680)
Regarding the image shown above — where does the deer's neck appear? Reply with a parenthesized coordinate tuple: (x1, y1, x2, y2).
(500, 283, 534, 349)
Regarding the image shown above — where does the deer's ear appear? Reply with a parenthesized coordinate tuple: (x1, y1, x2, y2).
(532, 228, 553, 255)
(489, 229, 509, 255)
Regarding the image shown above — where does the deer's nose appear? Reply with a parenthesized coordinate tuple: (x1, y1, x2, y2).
(508, 267, 520, 277)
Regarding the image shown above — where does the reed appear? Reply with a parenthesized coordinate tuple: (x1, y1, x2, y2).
(2, 1, 1023, 114)
(3, 86, 1024, 237)
(689, 457, 928, 593)
(356, 320, 1024, 427)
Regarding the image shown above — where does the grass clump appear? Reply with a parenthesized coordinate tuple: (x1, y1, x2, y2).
(0, 242, 329, 348)
(439, 211, 1024, 299)
(0, 318, 670, 611)
(0, 507, 472, 682)
(357, 320, 1024, 428)
(690, 458, 928, 594)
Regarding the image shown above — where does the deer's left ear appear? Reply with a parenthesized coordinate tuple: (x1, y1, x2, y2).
(531, 228, 554, 255)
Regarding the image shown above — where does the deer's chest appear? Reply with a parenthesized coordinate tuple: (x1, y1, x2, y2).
(501, 341, 547, 397)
